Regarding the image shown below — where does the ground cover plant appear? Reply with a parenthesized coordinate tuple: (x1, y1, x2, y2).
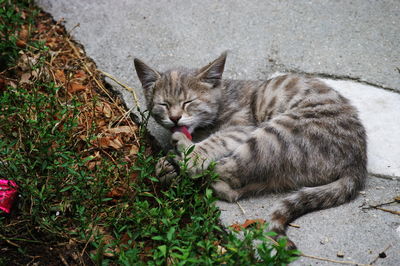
(0, 1, 299, 264)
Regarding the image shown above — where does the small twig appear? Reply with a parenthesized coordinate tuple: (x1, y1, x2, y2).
(236, 201, 246, 215)
(362, 200, 396, 210)
(369, 172, 400, 181)
(369, 244, 392, 264)
(99, 70, 141, 109)
(59, 253, 70, 266)
(100, 149, 119, 166)
(375, 207, 400, 215)
(301, 253, 372, 266)
(1, 237, 20, 248)
(265, 235, 280, 246)
(66, 22, 80, 36)
(288, 223, 300, 228)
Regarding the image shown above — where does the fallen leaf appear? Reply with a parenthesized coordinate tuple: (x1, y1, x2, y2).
(97, 137, 111, 148)
(19, 27, 29, 41)
(95, 136, 124, 150)
(129, 144, 139, 156)
(96, 102, 113, 118)
(68, 82, 87, 93)
(74, 70, 87, 79)
(54, 69, 66, 84)
(109, 136, 123, 149)
(16, 39, 26, 48)
(107, 186, 126, 199)
(87, 160, 101, 170)
(20, 72, 31, 84)
(130, 171, 139, 182)
(230, 219, 266, 231)
(45, 37, 58, 50)
(242, 219, 266, 228)
(107, 126, 132, 134)
(37, 23, 47, 33)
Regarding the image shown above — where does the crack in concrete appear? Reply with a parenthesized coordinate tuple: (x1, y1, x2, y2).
(287, 69, 400, 95)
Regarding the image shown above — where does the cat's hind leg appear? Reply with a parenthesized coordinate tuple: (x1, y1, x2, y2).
(213, 126, 287, 198)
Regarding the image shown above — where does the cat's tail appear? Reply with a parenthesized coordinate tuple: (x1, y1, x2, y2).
(269, 170, 366, 249)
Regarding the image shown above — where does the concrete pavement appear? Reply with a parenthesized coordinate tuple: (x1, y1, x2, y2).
(37, 0, 400, 264)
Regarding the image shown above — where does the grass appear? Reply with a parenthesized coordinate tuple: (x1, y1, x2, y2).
(0, 1, 299, 264)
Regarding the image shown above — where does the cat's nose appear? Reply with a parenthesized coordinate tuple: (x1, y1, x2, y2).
(170, 115, 181, 124)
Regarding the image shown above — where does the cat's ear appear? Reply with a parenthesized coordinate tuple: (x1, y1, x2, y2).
(134, 58, 161, 89)
(196, 52, 227, 85)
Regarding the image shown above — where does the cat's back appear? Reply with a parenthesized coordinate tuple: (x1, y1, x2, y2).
(245, 74, 360, 124)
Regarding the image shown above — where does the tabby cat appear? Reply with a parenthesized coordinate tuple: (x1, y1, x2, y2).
(134, 52, 367, 248)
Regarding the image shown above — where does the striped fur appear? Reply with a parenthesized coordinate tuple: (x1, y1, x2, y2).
(134, 53, 367, 249)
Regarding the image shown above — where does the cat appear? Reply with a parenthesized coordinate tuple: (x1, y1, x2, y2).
(134, 52, 367, 249)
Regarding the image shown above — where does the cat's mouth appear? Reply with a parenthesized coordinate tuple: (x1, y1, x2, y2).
(171, 126, 192, 140)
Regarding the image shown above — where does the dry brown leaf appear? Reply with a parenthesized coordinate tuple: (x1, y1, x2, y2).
(87, 160, 101, 170)
(16, 39, 26, 48)
(19, 27, 29, 41)
(242, 218, 265, 228)
(95, 136, 123, 149)
(95, 102, 113, 118)
(230, 219, 266, 231)
(37, 23, 47, 33)
(20, 72, 31, 84)
(68, 82, 87, 93)
(102, 234, 118, 257)
(130, 171, 139, 182)
(97, 137, 111, 148)
(46, 37, 58, 50)
(54, 69, 66, 84)
(97, 119, 106, 128)
(74, 70, 87, 79)
(107, 186, 126, 199)
(109, 136, 124, 149)
(8, 81, 17, 89)
(107, 126, 132, 134)
(129, 144, 139, 156)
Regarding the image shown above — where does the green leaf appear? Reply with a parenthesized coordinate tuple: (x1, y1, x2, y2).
(158, 245, 167, 257)
(167, 227, 175, 241)
(60, 186, 72, 192)
(186, 145, 195, 155)
(151, 236, 164, 241)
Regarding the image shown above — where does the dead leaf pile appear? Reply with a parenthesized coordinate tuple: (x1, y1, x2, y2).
(1, 9, 145, 260)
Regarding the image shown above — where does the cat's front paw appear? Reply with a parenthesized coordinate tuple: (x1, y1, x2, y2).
(155, 156, 179, 184)
(171, 131, 193, 153)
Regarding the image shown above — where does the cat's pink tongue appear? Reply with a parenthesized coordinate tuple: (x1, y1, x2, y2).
(171, 126, 192, 140)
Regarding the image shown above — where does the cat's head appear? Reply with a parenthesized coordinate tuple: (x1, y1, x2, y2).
(134, 52, 227, 133)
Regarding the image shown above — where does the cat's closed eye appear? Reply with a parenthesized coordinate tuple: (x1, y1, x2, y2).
(182, 99, 196, 108)
(157, 102, 169, 108)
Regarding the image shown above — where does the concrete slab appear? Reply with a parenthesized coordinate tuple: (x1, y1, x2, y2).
(36, 0, 400, 264)
(37, 0, 400, 91)
(37, 0, 400, 147)
(218, 176, 400, 265)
